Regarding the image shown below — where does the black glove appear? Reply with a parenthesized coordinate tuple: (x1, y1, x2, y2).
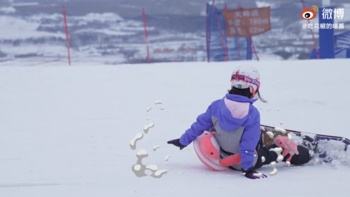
(167, 139, 186, 150)
(242, 167, 267, 179)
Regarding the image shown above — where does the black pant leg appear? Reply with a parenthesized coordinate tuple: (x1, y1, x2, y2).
(254, 145, 278, 169)
(284, 145, 311, 165)
(254, 145, 311, 169)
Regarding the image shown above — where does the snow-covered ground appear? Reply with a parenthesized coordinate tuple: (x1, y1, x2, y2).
(0, 59, 350, 197)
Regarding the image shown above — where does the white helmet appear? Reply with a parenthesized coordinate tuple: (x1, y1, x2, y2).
(230, 65, 260, 97)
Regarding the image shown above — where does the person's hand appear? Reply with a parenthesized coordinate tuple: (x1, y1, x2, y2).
(167, 139, 186, 150)
(242, 167, 267, 179)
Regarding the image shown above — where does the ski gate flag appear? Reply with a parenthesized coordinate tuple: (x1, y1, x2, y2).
(222, 7, 272, 37)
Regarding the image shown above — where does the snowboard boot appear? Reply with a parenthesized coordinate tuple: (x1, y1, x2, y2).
(300, 135, 318, 159)
(261, 128, 290, 146)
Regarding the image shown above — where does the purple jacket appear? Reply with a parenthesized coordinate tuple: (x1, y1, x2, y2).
(179, 94, 261, 170)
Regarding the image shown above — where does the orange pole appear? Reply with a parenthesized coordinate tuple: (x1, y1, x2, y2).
(225, 3, 229, 60)
(208, 0, 216, 62)
(216, 14, 228, 61)
(142, 9, 150, 63)
(63, 7, 71, 66)
(237, 4, 242, 60)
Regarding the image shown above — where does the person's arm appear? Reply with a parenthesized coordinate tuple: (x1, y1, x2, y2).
(239, 110, 261, 170)
(178, 104, 214, 146)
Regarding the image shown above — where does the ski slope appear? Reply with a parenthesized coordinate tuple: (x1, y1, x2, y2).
(0, 59, 350, 197)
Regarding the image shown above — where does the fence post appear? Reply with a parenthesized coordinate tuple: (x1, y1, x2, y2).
(250, 37, 260, 61)
(63, 6, 71, 66)
(208, 0, 215, 62)
(237, 4, 242, 60)
(206, 3, 209, 62)
(142, 8, 150, 63)
(224, 3, 229, 60)
(216, 13, 228, 61)
(246, 36, 250, 60)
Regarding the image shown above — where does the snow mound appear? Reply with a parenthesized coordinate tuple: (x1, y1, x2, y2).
(313, 140, 350, 166)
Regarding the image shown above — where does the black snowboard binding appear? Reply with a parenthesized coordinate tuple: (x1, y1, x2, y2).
(301, 135, 318, 159)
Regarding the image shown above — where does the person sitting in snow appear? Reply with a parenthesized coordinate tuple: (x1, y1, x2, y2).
(167, 65, 318, 179)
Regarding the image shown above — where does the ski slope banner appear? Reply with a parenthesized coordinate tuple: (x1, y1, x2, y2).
(222, 7, 271, 37)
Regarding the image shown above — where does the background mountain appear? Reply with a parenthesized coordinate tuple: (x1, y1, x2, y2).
(0, 0, 349, 63)
(1, 0, 349, 16)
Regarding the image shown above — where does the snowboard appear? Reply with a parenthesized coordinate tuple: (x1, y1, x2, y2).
(261, 125, 350, 164)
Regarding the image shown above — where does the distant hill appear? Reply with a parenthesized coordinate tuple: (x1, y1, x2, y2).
(0, 0, 349, 63)
(3, 0, 349, 17)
